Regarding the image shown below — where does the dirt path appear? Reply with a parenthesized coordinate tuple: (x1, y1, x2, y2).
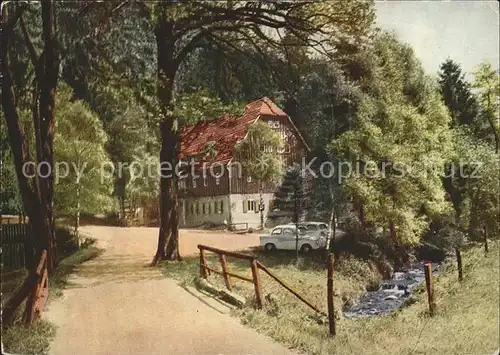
(46, 226, 294, 355)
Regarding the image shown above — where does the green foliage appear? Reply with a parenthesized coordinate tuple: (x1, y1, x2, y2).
(173, 90, 244, 125)
(330, 33, 454, 245)
(235, 122, 284, 183)
(438, 59, 479, 127)
(274, 164, 313, 224)
(473, 62, 500, 152)
(54, 83, 113, 217)
(435, 61, 499, 242)
(106, 103, 159, 209)
(0, 114, 23, 214)
(454, 132, 500, 237)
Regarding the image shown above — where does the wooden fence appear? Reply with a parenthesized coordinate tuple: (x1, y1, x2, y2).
(198, 244, 324, 314)
(0, 215, 28, 225)
(1, 223, 34, 270)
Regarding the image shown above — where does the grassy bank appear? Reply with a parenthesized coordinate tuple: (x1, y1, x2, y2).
(160, 242, 499, 355)
(1, 230, 102, 355)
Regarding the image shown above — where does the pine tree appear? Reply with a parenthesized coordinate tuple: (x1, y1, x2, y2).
(274, 164, 313, 261)
(438, 60, 478, 229)
(438, 59, 479, 127)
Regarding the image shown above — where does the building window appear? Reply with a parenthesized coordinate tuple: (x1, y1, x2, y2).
(195, 201, 200, 215)
(264, 146, 273, 153)
(202, 203, 206, 215)
(203, 177, 208, 187)
(190, 202, 195, 215)
(192, 178, 197, 188)
(208, 202, 212, 215)
(244, 199, 257, 213)
(220, 200, 224, 214)
(277, 146, 285, 153)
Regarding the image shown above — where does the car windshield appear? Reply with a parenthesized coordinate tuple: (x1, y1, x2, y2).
(306, 224, 318, 231)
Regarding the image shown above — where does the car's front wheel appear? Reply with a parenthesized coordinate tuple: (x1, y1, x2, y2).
(300, 244, 312, 253)
(265, 243, 277, 251)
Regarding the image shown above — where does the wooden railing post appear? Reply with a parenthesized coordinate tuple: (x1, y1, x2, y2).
(455, 247, 463, 281)
(219, 253, 232, 292)
(424, 263, 435, 317)
(199, 247, 209, 278)
(327, 253, 336, 337)
(250, 259, 263, 309)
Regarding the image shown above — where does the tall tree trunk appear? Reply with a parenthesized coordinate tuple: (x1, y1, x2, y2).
(152, 11, 180, 265)
(1, 0, 59, 270)
(487, 115, 499, 154)
(2, 69, 48, 259)
(294, 190, 299, 263)
(327, 181, 336, 252)
(119, 195, 126, 222)
(259, 180, 264, 230)
(37, 0, 59, 269)
(75, 176, 81, 247)
(165, 167, 180, 260)
(328, 209, 336, 251)
(389, 220, 402, 267)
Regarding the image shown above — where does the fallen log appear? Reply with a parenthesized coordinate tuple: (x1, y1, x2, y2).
(193, 277, 246, 308)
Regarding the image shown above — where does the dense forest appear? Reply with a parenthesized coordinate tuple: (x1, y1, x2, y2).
(1, 1, 499, 268)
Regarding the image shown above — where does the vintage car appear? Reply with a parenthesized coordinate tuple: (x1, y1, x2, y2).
(260, 224, 326, 253)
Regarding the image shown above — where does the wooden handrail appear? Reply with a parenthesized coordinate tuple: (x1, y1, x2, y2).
(198, 244, 262, 308)
(197, 244, 256, 261)
(203, 266, 254, 283)
(257, 261, 325, 316)
(197, 244, 322, 314)
(36, 249, 47, 276)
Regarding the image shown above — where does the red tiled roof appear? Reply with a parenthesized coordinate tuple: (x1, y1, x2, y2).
(179, 97, 289, 165)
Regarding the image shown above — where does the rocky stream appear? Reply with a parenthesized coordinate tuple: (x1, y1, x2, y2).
(344, 262, 440, 318)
